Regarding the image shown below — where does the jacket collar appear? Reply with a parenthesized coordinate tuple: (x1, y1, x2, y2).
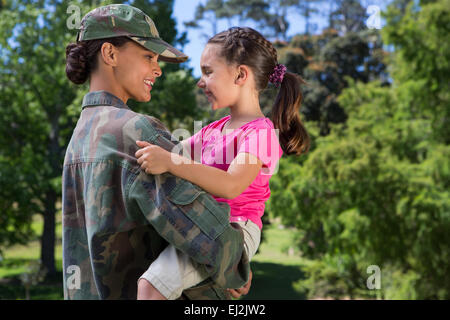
(82, 91, 129, 110)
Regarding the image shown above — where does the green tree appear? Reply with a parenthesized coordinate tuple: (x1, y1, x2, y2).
(268, 0, 450, 299)
(329, 0, 368, 34)
(184, 0, 232, 39)
(274, 27, 387, 135)
(297, 0, 321, 35)
(186, 0, 304, 40)
(0, 0, 97, 275)
(0, 0, 198, 275)
(382, 0, 450, 143)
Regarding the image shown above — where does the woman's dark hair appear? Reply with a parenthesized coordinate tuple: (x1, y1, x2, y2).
(65, 36, 130, 85)
(208, 27, 310, 156)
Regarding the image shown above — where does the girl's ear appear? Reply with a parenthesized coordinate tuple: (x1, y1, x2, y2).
(235, 65, 250, 85)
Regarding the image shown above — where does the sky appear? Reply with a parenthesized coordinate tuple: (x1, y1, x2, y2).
(171, 0, 385, 77)
(172, 0, 328, 77)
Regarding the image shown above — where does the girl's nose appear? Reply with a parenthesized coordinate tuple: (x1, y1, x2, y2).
(197, 78, 205, 88)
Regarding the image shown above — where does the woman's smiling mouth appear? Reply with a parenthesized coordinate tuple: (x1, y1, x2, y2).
(144, 79, 154, 89)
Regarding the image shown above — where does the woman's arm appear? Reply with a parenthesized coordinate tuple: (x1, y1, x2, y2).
(135, 140, 262, 199)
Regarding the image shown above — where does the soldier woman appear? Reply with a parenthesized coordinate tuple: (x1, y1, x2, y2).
(63, 4, 250, 300)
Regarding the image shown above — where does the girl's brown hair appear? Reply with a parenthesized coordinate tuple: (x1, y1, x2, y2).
(208, 27, 310, 155)
(65, 37, 130, 85)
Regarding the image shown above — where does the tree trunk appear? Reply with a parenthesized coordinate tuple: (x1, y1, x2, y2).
(40, 106, 60, 277)
(41, 189, 56, 276)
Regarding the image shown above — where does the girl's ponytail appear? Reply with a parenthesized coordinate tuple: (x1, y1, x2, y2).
(271, 71, 310, 156)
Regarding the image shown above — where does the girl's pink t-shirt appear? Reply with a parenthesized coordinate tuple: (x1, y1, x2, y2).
(185, 115, 283, 229)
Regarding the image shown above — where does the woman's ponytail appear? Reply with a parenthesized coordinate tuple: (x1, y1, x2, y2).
(66, 42, 90, 85)
(65, 36, 130, 85)
(271, 72, 310, 156)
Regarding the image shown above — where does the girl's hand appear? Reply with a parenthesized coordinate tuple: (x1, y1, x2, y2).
(135, 140, 171, 175)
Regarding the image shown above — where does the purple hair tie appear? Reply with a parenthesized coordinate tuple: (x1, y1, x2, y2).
(269, 64, 287, 87)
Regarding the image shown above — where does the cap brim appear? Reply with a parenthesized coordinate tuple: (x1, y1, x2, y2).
(128, 36, 188, 63)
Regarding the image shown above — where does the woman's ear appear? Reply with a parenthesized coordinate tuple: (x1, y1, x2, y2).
(100, 42, 119, 67)
(235, 65, 250, 85)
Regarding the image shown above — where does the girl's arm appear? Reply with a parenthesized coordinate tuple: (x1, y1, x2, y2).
(135, 140, 262, 199)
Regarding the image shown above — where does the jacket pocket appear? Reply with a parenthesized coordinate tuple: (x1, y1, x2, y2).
(167, 180, 230, 240)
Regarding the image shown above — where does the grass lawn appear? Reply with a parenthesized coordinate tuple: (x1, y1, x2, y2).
(0, 214, 306, 300)
(0, 214, 63, 300)
(242, 223, 306, 300)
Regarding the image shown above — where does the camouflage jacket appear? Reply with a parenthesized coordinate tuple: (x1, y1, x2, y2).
(62, 91, 250, 299)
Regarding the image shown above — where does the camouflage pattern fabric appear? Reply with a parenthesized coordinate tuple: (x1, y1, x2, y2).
(62, 91, 250, 299)
(77, 4, 188, 63)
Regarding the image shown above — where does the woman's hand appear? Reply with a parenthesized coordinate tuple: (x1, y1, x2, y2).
(135, 140, 171, 175)
(227, 269, 252, 299)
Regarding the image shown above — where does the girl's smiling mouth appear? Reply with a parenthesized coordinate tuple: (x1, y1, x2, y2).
(204, 90, 214, 100)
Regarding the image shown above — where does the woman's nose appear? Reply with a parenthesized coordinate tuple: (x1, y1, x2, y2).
(153, 63, 162, 78)
(197, 78, 205, 88)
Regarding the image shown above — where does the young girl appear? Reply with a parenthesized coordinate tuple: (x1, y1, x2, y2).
(135, 27, 310, 300)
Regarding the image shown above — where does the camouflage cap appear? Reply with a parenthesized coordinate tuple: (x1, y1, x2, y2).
(77, 4, 188, 63)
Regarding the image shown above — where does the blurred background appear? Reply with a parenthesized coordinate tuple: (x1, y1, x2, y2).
(0, 0, 448, 300)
